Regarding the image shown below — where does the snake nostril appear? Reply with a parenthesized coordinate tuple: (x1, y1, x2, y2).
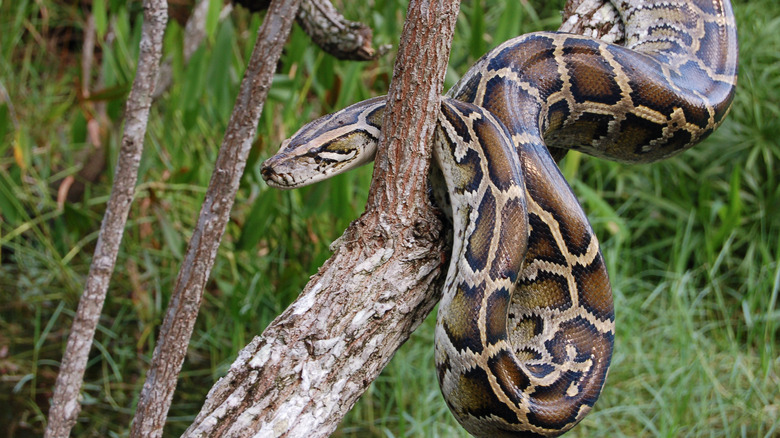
(260, 164, 274, 180)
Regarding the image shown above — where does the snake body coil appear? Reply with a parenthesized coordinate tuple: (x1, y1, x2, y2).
(261, 0, 738, 436)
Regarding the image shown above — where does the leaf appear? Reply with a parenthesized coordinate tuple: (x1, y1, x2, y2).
(206, 20, 236, 120)
(572, 178, 628, 241)
(93, 0, 107, 38)
(179, 46, 207, 116)
(206, 0, 222, 39)
(468, 0, 486, 61)
(236, 191, 278, 251)
(12, 129, 27, 171)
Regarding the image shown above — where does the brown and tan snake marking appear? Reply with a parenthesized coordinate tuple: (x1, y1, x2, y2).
(261, 0, 738, 435)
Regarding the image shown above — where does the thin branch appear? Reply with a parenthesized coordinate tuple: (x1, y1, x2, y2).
(81, 13, 96, 96)
(44, 1, 168, 437)
(128, 0, 302, 436)
(183, 0, 461, 436)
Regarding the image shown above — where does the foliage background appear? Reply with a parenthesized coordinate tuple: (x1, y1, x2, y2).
(0, 0, 777, 436)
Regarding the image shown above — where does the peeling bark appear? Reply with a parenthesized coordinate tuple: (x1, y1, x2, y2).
(44, 1, 168, 437)
(184, 222, 445, 437)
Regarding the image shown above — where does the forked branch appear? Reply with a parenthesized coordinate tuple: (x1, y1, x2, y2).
(183, 0, 625, 437)
(183, 0, 461, 436)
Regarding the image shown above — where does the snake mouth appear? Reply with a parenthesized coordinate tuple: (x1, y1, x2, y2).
(261, 150, 360, 189)
(261, 157, 325, 189)
(260, 163, 298, 189)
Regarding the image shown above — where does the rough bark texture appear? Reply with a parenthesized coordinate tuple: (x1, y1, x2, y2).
(182, 1, 628, 436)
(128, 0, 302, 436)
(44, 1, 168, 437)
(183, 0, 461, 436)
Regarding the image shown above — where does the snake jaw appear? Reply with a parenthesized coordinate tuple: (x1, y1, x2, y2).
(259, 164, 298, 189)
(261, 154, 326, 189)
(261, 138, 372, 189)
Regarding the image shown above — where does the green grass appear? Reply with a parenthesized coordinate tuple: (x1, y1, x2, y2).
(0, 0, 778, 437)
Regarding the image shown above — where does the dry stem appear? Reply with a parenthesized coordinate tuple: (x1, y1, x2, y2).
(45, 1, 168, 437)
(129, 0, 302, 436)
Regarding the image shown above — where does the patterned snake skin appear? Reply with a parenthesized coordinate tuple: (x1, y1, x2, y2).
(260, 0, 738, 436)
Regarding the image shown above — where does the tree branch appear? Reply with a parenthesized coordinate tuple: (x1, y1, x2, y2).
(183, 0, 461, 436)
(176, 1, 622, 436)
(44, 1, 168, 437)
(156, 0, 389, 103)
(182, 1, 628, 435)
(129, 0, 302, 436)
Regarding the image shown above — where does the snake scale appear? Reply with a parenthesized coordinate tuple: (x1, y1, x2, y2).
(260, 0, 738, 436)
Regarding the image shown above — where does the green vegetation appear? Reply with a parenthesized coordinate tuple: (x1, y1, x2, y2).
(0, 0, 777, 436)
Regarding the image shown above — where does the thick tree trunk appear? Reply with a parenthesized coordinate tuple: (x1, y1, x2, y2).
(183, 0, 461, 436)
(44, 2, 168, 437)
(183, 0, 625, 436)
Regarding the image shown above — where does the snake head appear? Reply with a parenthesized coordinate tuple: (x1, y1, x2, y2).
(261, 96, 386, 189)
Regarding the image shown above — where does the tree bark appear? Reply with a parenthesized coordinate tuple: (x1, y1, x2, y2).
(182, 0, 461, 436)
(129, 0, 302, 436)
(44, 1, 168, 437)
(156, 0, 388, 102)
(182, 0, 628, 436)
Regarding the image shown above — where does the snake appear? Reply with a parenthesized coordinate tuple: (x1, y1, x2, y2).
(259, 0, 738, 436)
